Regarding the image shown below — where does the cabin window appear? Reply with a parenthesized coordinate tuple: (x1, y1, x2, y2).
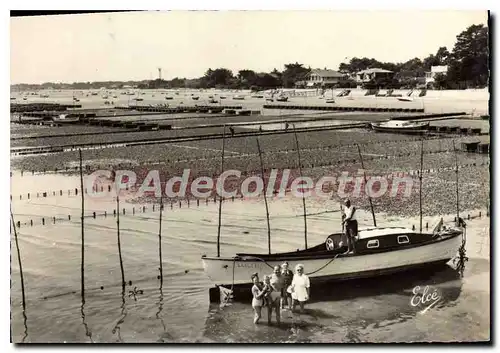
(398, 235, 410, 244)
(367, 239, 379, 249)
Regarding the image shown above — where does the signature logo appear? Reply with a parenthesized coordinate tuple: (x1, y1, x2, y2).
(410, 285, 441, 314)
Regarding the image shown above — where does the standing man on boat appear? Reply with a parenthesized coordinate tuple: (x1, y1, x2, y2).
(342, 199, 358, 253)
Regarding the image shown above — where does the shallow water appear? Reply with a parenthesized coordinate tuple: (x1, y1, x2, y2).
(10, 173, 490, 343)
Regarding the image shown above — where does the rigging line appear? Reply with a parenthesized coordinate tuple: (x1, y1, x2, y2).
(235, 253, 341, 276)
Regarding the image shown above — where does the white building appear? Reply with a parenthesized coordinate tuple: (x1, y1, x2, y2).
(425, 65, 448, 85)
(303, 69, 348, 87)
(355, 68, 394, 83)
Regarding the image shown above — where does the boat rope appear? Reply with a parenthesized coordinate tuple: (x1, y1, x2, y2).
(235, 253, 342, 276)
(306, 254, 341, 275)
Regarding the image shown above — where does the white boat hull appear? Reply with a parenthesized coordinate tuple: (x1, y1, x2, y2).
(201, 234, 461, 286)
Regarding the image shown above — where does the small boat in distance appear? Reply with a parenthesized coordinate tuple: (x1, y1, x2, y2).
(233, 95, 245, 100)
(52, 113, 80, 124)
(397, 96, 413, 102)
(371, 120, 430, 134)
(275, 96, 289, 102)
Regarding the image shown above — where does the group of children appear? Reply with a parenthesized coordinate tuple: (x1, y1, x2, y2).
(250, 262, 309, 325)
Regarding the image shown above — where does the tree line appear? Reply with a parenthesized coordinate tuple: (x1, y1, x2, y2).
(12, 23, 488, 91)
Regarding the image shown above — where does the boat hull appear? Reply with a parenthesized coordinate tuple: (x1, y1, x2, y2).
(201, 233, 461, 286)
(371, 122, 429, 134)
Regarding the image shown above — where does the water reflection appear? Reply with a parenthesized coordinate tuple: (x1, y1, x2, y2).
(80, 298, 93, 343)
(155, 284, 175, 342)
(111, 288, 127, 343)
(21, 309, 28, 343)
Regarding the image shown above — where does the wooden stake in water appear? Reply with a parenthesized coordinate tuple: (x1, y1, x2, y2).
(79, 149, 85, 301)
(11, 208, 26, 312)
(116, 182, 125, 288)
(217, 125, 226, 257)
(419, 138, 424, 233)
(158, 194, 164, 285)
(293, 125, 308, 249)
(453, 140, 460, 225)
(256, 138, 272, 254)
(357, 144, 377, 227)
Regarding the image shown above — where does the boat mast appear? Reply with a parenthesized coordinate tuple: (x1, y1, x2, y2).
(217, 125, 226, 257)
(293, 125, 308, 249)
(453, 140, 460, 225)
(256, 138, 272, 254)
(419, 138, 424, 233)
(357, 144, 377, 227)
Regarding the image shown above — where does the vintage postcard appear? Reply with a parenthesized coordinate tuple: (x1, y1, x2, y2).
(9, 10, 490, 343)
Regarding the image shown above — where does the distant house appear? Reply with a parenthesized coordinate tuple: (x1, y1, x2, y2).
(301, 69, 348, 87)
(355, 68, 394, 83)
(425, 65, 448, 85)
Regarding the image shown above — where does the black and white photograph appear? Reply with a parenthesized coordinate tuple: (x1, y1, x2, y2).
(8, 9, 491, 344)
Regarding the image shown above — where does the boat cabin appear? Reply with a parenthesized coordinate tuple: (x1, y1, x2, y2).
(236, 226, 461, 260)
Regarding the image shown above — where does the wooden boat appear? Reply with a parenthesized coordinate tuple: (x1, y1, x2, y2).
(192, 96, 200, 100)
(233, 95, 245, 100)
(325, 99, 335, 104)
(209, 99, 219, 104)
(371, 120, 429, 133)
(275, 96, 289, 102)
(52, 113, 80, 124)
(133, 98, 144, 102)
(165, 96, 174, 100)
(202, 224, 463, 286)
(397, 97, 413, 102)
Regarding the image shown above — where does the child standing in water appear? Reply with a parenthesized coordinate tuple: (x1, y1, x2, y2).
(250, 273, 267, 324)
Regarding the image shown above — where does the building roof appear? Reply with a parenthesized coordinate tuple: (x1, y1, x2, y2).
(310, 69, 345, 78)
(357, 68, 393, 74)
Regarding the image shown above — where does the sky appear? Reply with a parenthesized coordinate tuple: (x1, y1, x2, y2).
(10, 10, 488, 84)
